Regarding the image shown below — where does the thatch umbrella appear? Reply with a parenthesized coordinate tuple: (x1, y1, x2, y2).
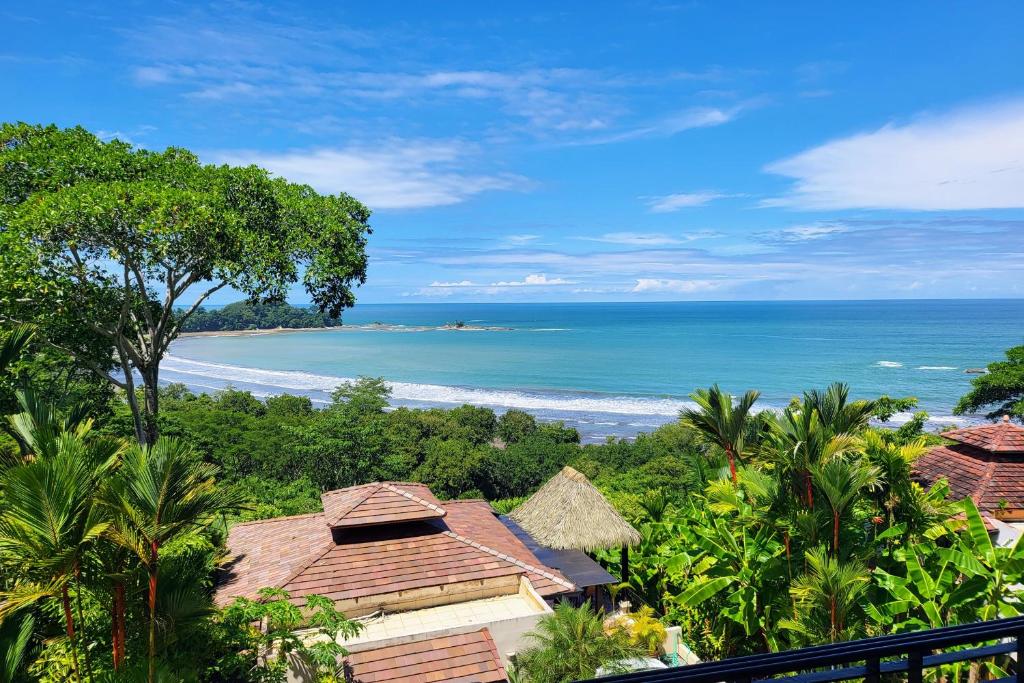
(509, 466, 641, 582)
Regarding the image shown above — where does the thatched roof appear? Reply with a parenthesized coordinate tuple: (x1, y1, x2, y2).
(508, 466, 641, 551)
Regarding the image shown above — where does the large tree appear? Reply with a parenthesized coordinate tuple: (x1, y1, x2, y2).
(0, 123, 370, 444)
(955, 345, 1024, 421)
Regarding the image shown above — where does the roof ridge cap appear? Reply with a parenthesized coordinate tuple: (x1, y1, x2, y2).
(440, 529, 574, 591)
(277, 538, 338, 595)
(381, 482, 447, 516)
(323, 483, 382, 526)
(973, 461, 1000, 511)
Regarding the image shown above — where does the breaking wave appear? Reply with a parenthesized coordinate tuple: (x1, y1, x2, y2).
(161, 355, 696, 417)
(875, 360, 903, 368)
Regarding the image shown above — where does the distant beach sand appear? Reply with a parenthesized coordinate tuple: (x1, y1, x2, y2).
(178, 322, 511, 338)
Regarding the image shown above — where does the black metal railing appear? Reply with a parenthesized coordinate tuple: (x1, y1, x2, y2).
(580, 617, 1024, 683)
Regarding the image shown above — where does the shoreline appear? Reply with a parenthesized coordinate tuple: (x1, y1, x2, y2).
(177, 322, 513, 338)
(178, 326, 342, 338)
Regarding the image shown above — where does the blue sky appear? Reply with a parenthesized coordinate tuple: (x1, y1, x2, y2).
(5, 1, 1024, 303)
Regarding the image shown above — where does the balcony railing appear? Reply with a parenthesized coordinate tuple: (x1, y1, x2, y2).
(580, 616, 1024, 683)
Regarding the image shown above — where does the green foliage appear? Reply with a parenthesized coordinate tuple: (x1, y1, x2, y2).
(214, 588, 361, 683)
(182, 300, 342, 332)
(872, 395, 919, 422)
(0, 122, 370, 444)
(498, 409, 537, 444)
(414, 439, 487, 499)
(955, 345, 1024, 420)
(515, 602, 645, 683)
(682, 385, 760, 483)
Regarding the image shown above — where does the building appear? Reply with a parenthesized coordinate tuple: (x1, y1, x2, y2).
(217, 481, 618, 682)
(913, 416, 1024, 542)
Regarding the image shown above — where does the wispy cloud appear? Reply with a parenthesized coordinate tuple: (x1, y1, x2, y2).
(580, 105, 743, 145)
(128, 5, 750, 141)
(632, 278, 724, 293)
(209, 140, 530, 210)
(576, 231, 721, 246)
(758, 223, 848, 243)
(644, 191, 731, 212)
(428, 273, 575, 288)
(503, 234, 541, 245)
(765, 99, 1024, 210)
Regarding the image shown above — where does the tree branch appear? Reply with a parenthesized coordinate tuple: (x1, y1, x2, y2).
(160, 280, 228, 355)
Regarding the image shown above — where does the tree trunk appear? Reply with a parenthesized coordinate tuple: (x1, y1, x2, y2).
(111, 596, 120, 672)
(726, 447, 738, 484)
(832, 512, 840, 556)
(112, 582, 126, 671)
(620, 545, 630, 585)
(117, 345, 147, 445)
(61, 584, 82, 683)
(829, 596, 837, 641)
(141, 365, 160, 446)
(73, 564, 94, 682)
(148, 540, 159, 683)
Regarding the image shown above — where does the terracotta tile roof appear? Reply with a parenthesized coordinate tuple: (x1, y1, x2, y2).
(322, 483, 446, 528)
(943, 418, 1024, 453)
(216, 485, 574, 606)
(283, 522, 527, 601)
(215, 512, 329, 606)
(914, 442, 1024, 514)
(442, 500, 573, 596)
(344, 628, 507, 683)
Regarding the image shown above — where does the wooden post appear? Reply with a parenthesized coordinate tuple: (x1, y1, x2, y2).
(621, 545, 630, 584)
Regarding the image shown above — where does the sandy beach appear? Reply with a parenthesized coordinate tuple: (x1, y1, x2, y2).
(177, 322, 512, 338)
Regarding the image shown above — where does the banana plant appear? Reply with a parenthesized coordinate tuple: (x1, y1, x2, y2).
(670, 512, 787, 653)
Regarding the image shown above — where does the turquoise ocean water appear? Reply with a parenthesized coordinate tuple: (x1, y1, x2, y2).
(165, 300, 1024, 442)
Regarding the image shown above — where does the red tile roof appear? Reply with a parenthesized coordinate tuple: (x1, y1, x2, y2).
(344, 629, 507, 683)
(216, 512, 330, 606)
(216, 484, 574, 607)
(914, 442, 1024, 514)
(442, 500, 572, 595)
(322, 482, 446, 528)
(943, 418, 1024, 453)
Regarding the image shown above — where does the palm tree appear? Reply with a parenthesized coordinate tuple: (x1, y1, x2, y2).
(0, 612, 34, 683)
(810, 457, 882, 556)
(764, 405, 859, 510)
(0, 431, 119, 683)
(782, 547, 869, 644)
(515, 601, 645, 683)
(803, 383, 875, 436)
(682, 385, 760, 484)
(0, 325, 33, 374)
(859, 431, 927, 525)
(104, 438, 243, 683)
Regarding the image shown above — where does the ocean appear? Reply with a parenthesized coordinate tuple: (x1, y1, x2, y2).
(164, 300, 1023, 443)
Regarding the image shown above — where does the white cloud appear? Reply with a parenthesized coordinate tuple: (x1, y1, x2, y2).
(645, 192, 730, 212)
(210, 141, 529, 210)
(584, 105, 741, 144)
(429, 280, 478, 288)
(578, 231, 721, 246)
(765, 99, 1024, 210)
(631, 278, 722, 293)
(425, 273, 575, 291)
(764, 224, 848, 242)
(504, 234, 541, 245)
(491, 274, 574, 287)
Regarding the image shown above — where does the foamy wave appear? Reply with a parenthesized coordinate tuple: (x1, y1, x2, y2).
(885, 411, 970, 427)
(162, 355, 695, 417)
(917, 366, 956, 371)
(875, 361, 903, 368)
